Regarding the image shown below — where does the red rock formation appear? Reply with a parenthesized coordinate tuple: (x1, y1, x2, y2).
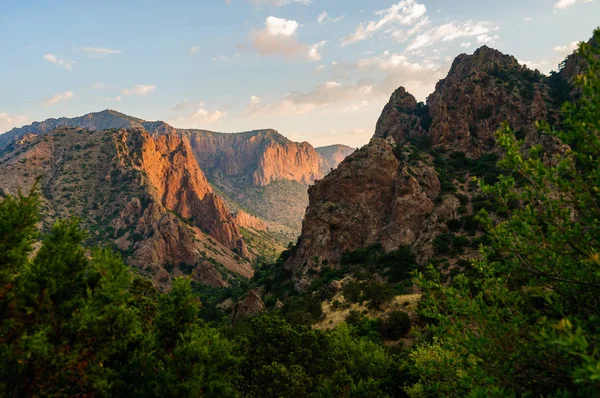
(116, 129, 249, 258)
(179, 129, 323, 186)
(286, 44, 580, 288)
(231, 210, 268, 232)
(0, 126, 253, 290)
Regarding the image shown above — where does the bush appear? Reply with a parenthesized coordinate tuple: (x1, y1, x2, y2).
(381, 310, 411, 340)
(342, 280, 362, 303)
(362, 281, 395, 310)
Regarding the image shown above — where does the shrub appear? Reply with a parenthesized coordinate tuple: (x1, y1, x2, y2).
(381, 310, 411, 340)
(362, 281, 395, 310)
(342, 280, 362, 303)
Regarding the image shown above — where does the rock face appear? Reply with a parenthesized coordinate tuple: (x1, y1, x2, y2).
(231, 289, 266, 319)
(285, 44, 582, 288)
(0, 126, 252, 289)
(1, 111, 353, 245)
(231, 210, 268, 232)
(316, 144, 356, 175)
(375, 46, 555, 156)
(178, 129, 323, 187)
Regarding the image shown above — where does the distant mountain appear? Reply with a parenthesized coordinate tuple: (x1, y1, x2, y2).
(316, 144, 356, 174)
(0, 126, 254, 289)
(1, 111, 355, 243)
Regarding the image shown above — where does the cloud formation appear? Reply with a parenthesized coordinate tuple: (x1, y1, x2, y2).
(170, 106, 227, 128)
(554, 0, 592, 9)
(121, 85, 157, 96)
(250, 16, 326, 61)
(342, 0, 427, 46)
(0, 113, 28, 134)
(188, 45, 200, 55)
(318, 11, 344, 24)
(406, 21, 499, 51)
(42, 91, 74, 106)
(81, 47, 122, 57)
(43, 53, 73, 70)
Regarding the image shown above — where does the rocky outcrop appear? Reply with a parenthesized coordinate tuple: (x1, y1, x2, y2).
(285, 140, 441, 289)
(180, 129, 323, 187)
(122, 130, 248, 257)
(231, 289, 266, 319)
(232, 210, 268, 232)
(286, 43, 580, 288)
(375, 47, 553, 157)
(0, 109, 355, 248)
(316, 144, 355, 174)
(0, 126, 253, 290)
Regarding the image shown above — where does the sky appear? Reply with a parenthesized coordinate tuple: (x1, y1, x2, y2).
(0, 0, 598, 148)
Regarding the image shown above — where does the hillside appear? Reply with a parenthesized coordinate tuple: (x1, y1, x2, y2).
(2, 112, 354, 245)
(0, 126, 253, 289)
(283, 45, 577, 290)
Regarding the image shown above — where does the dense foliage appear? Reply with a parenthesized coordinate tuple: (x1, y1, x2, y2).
(0, 189, 404, 397)
(408, 30, 600, 397)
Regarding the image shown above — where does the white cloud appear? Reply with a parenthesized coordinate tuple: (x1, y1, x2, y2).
(0, 113, 28, 134)
(121, 84, 157, 96)
(42, 91, 74, 106)
(43, 53, 73, 70)
(554, 41, 579, 54)
(524, 16, 533, 22)
(314, 64, 326, 73)
(406, 20, 499, 51)
(250, 16, 325, 61)
(170, 107, 227, 127)
(250, 96, 263, 106)
(81, 47, 122, 57)
(342, 0, 427, 46)
(554, 0, 577, 8)
(460, 42, 472, 48)
(307, 41, 327, 61)
(318, 11, 344, 24)
(188, 45, 200, 55)
(554, 0, 593, 9)
(477, 34, 500, 44)
(249, 48, 448, 120)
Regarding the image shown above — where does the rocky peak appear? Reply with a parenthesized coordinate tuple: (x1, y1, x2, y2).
(285, 41, 582, 290)
(0, 126, 253, 290)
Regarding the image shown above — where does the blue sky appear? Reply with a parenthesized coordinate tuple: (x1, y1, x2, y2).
(0, 0, 598, 147)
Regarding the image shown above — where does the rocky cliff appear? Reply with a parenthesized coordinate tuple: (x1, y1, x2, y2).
(285, 45, 581, 289)
(180, 129, 323, 187)
(316, 144, 355, 175)
(0, 126, 252, 289)
(1, 111, 354, 246)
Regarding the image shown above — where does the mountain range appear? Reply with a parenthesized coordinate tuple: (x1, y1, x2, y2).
(0, 112, 354, 288)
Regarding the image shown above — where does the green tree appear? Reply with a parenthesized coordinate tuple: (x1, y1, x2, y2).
(120, 277, 239, 397)
(408, 30, 600, 397)
(0, 192, 140, 397)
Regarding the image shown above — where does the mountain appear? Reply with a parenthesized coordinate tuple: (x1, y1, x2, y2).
(0, 126, 253, 289)
(316, 144, 356, 175)
(284, 45, 577, 290)
(1, 111, 355, 244)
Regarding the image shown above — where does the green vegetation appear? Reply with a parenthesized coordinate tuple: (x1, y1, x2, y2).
(408, 32, 600, 396)
(0, 190, 405, 397)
